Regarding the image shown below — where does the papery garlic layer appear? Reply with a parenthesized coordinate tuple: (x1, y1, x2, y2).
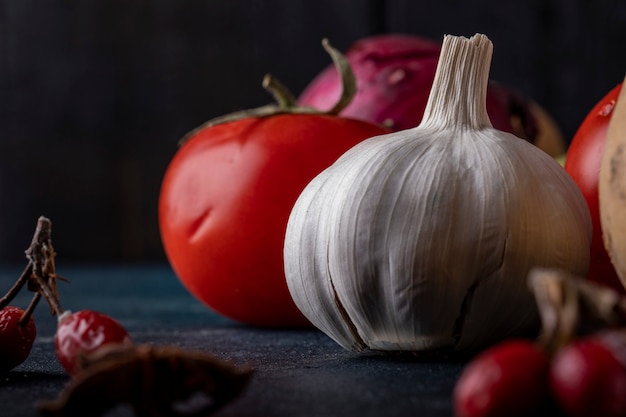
(283, 34, 591, 353)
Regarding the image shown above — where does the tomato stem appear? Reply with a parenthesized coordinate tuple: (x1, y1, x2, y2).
(178, 39, 357, 146)
(262, 74, 297, 109)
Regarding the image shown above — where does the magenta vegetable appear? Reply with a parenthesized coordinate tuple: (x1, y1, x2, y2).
(299, 33, 514, 132)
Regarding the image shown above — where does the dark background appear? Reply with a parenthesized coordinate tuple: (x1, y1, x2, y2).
(0, 0, 625, 263)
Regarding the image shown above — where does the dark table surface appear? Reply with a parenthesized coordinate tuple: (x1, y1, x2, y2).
(0, 264, 559, 417)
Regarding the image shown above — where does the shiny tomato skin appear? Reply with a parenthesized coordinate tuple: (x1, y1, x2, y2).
(565, 83, 625, 293)
(159, 114, 390, 327)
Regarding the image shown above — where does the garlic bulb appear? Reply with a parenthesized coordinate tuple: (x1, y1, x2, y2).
(283, 34, 592, 353)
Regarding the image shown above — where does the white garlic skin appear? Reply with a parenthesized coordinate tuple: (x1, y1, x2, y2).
(284, 34, 591, 353)
(284, 126, 591, 353)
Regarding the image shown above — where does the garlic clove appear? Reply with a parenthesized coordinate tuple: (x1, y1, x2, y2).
(285, 176, 366, 351)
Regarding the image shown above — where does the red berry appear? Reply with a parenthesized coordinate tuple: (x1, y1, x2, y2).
(55, 310, 130, 375)
(550, 333, 626, 417)
(0, 306, 36, 373)
(453, 340, 550, 417)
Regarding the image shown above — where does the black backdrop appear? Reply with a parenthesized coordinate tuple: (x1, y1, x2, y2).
(1, 0, 625, 262)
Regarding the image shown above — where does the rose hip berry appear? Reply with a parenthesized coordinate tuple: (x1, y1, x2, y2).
(549, 332, 626, 417)
(0, 218, 134, 377)
(453, 339, 550, 417)
(0, 306, 36, 373)
(55, 310, 131, 375)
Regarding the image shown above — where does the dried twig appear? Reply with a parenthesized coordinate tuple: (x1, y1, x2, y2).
(528, 267, 626, 354)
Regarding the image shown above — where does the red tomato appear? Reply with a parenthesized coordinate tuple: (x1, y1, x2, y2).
(565, 83, 625, 294)
(159, 114, 390, 327)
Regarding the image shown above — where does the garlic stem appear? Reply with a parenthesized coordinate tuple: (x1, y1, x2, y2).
(421, 34, 493, 130)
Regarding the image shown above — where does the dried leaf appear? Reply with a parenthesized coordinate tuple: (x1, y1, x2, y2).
(38, 344, 253, 417)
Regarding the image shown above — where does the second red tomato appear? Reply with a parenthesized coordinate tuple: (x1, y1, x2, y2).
(565, 82, 624, 293)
